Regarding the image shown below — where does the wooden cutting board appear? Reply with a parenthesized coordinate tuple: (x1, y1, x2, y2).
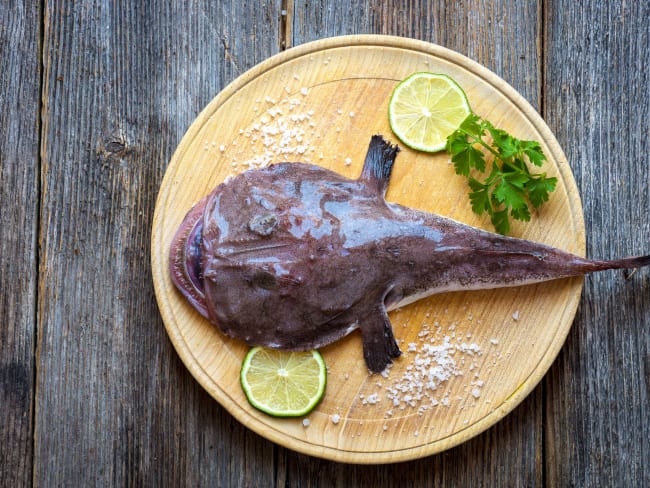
(151, 35, 584, 463)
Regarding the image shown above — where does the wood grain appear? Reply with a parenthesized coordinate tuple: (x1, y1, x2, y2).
(0, 1, 41, 486)
(543, 1, 650, 486)
(35, 1, 282, 486)
(0, 0, 647, 485)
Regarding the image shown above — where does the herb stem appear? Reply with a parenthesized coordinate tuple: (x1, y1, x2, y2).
(457, 126, 502, 161)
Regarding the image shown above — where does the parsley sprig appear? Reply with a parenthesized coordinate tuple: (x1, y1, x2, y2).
(445, 113, 557, 235)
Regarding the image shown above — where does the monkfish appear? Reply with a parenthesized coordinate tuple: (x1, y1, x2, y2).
(170, 135, 649, 373)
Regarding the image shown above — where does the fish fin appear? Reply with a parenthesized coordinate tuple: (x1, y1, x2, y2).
(359, 305, 402, 373)
(359, 135, 400, 196)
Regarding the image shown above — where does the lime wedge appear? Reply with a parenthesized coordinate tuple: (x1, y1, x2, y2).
(240, 347, 327, 417)
(388, 72, 471, 152)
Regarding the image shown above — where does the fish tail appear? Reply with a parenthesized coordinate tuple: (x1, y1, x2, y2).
(585, 254, 650, 272)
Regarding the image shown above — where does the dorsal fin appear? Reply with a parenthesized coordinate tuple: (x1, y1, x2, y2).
(359, 135, 400, 196)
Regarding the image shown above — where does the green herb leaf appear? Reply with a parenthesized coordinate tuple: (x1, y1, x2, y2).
(450, 144, 485, 175)
(458, 113, 483, 136)
(468, 179, 491, 215)
(494, 178, 527, 209)
(526, 176, 558, 208)
(446, 114, 556, 234)
(511, 203, 532, 222)
(521, 140, 546, 166)
(491, 209, 511, 235)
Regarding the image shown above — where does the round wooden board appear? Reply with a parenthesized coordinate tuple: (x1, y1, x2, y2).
(151, 35, 584, 463)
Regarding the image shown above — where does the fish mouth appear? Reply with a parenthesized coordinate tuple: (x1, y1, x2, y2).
(169, 197, 210, 318)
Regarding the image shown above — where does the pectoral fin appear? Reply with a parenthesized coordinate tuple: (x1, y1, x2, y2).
(359, 305, 402, 373)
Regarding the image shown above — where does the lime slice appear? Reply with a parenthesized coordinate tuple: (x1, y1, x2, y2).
(388, 72, 471, 152)
(240, 347, 327, 417)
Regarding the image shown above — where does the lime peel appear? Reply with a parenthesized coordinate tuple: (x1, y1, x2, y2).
(388, 72, 472, 153)
(240, 347, 327, 417)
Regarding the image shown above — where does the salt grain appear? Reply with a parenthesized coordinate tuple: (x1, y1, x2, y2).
(364, 393, 380, 405)
(330, 414, 341, 424)
(302, 418, 310, 427)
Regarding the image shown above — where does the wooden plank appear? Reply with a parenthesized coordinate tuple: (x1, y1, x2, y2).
(293, 0, 541, 103)
(543, 1, 650, 486)
(0, 1, 41, 486)
(284, 0, 544, 483)
(36, 1, 282, 485)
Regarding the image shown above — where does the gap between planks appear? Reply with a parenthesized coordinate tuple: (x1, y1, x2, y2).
(280, 0, 294, 51)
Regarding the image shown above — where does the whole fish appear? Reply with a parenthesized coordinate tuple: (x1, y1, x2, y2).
(170, 135, 649, 373)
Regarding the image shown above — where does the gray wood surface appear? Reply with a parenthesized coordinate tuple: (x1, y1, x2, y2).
(0, 1, 40, 485)
(544, 1, 650, 486)
(1, 0, 647, 486)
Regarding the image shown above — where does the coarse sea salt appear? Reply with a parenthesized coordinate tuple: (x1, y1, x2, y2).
(361, 393, 380, 405)
(223, 97, 318, 172)
(358, 317, 488, 417)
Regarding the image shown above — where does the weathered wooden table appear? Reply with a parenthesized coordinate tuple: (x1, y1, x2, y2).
(2, 1, 648, 486)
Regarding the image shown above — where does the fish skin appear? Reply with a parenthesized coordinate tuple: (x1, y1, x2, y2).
(170, 135, 650, 373)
